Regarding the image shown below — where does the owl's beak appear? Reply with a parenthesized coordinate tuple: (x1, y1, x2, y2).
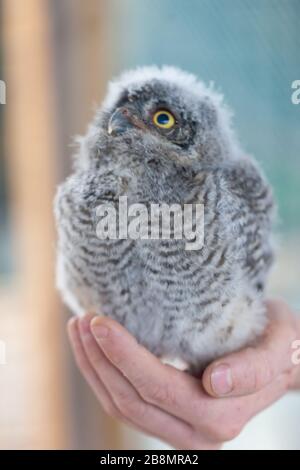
(108, 107, 133, 136)
(108, 107, 146, 136)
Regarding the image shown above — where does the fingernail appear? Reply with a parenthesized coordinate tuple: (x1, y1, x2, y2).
(91, 321, 109, 340)
(211, 364, 233, 396)
(79, 314, 94, 334)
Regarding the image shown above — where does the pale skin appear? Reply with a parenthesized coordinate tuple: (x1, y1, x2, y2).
(67, 299, 300, 450)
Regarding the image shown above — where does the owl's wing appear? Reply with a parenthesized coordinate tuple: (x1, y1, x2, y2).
(220, 157, 275, 292)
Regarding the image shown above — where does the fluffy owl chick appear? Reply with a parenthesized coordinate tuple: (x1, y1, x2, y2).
(54, 66, 274, 374)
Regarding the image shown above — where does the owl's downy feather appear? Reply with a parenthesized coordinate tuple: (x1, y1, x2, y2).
(54, 66, 274, 373)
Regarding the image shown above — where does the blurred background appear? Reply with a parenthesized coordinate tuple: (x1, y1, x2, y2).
(0, 0, 299, 450)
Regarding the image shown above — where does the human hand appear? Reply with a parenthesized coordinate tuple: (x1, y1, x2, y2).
(67, 299, 300, 449)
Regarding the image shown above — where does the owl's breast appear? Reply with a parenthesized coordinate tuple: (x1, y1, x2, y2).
(55, 169, 244, 358)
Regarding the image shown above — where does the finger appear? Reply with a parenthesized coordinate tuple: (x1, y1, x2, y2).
(208, 370, 291, 442)
(202, 299, 298, 397)
(67, 316, 121, 418)
(69, 318, 219, 449)
(79, 315, 197, 449)
(244, 371, 290, 421)
(88, 315, 290, 445)
(89, 315, 223, 431)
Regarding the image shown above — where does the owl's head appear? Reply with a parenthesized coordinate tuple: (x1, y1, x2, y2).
(79, 66, 241, 172)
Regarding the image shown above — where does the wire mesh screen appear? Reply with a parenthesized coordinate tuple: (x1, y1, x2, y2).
(112, 0, 300, 232)
(110, 0, 300, 450)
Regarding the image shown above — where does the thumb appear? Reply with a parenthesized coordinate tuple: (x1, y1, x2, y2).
(202, 299, 297, 397)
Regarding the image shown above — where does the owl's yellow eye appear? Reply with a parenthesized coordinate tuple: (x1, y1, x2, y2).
(153, 110, 175, 129)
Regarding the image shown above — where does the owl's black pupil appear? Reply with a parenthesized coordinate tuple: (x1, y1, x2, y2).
(157, 113, 169, 125)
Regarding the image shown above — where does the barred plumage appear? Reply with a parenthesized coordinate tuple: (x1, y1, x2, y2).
(55, 66, 274, 373)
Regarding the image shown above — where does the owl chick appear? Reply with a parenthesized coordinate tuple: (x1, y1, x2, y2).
(54, 66, 274, 374)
